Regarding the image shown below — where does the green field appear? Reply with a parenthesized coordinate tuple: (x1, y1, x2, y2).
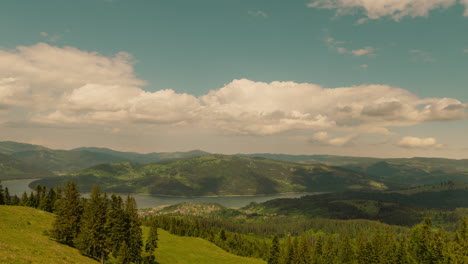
(0, 206, 266, 264)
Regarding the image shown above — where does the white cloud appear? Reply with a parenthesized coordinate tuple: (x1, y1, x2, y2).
(351, 47, 375, 56)
(360, 64, 369, 68)
(311, 131, 357, 146)
(247, 10, 268, 18)
(40, 32, 48, 37)
(308, 0, 467, 21)
(0, 43, 467, 140)
(464, 49, 468, 53)
(325, 37, 376, 56)
(396, 136, 444, 149)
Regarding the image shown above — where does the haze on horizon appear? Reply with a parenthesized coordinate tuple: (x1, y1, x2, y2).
(1, 0, 467, 159)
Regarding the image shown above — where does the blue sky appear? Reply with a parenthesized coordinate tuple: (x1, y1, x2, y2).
(0, 0, 467, 158)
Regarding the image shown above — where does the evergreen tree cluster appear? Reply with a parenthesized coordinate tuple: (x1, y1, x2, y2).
(148, 214, 467, 264)
(0, 181, 155, 264)
(49, 183, 151, 264)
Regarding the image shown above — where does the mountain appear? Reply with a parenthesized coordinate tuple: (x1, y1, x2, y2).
(72, 147, 211, 164)
(0, 153, 56, 180)
(0, 141, 49, 155)
(0, 141, 210, 175)
(32, 155, 389, 196)
(243, 153, 468, 185)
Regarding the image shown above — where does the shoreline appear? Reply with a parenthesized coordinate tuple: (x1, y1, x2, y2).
(135, 191, 324, 198)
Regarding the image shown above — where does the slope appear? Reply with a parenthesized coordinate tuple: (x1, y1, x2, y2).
(0, 205, 98, 264)
(152, 228, 265, 264)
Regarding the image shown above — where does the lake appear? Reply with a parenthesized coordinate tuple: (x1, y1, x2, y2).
(1, 179, 319, 209)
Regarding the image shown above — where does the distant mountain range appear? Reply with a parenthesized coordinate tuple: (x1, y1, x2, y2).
(32, 155, 388, 196)
(1, 141, 467, 195)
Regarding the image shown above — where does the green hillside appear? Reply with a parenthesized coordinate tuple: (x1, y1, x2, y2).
(0, 141, 49, 155)
(32, 155, 388, 196)
(0, 153, 56, 180)
(152, 228, 265, 264)
(244, 153, 468, 185)
(0, 205, 98, 264)
(0, 205, 265, 264)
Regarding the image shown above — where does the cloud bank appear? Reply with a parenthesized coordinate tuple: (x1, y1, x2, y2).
(308, 0, 468, 20)
(0, 43, 466, 141)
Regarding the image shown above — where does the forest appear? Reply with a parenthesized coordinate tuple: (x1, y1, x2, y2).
(1, 180, 467, 263)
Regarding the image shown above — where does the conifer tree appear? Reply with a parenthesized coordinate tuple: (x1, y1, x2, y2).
(4, 187, 11, 205)
(123, 195, 143, 263)
(11, 194, 20, 205)
(337, 233, 355, 263)
(20, 191, 28, 206)
(0, 180, 3, 205)
(106, 194, 126, 257)
(50, 181, 82, 246)
(268, 235, 280, 264)
(144, 218, 159, 264)
(75, 186, 109, 264)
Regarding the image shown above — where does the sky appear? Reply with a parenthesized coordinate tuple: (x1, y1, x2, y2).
(0, 0, 468, 158)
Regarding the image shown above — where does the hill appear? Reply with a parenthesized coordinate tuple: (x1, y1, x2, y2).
(151, 228, 265, 264)
(0, 205, 265, 264)
(73, 147, 211, 164)
(0, 153, 56, 180)
(0, 205, 98, 264)
(0, 141, 210, 175)
(243, 183, 468, 226)
(32, 155, 389, 196)
(243, 153, 468, 185)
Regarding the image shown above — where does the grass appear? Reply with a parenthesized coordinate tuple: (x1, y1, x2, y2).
(150, 228, 266, 264)
(0, 205, 265, 264)
(0, 205, 98, 264)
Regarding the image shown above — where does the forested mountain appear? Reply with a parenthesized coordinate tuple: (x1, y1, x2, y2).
(243, 153, 468, 185)
(0, 153, 56, 180)
(31, 155, 389, 196)
(0, 141, 210, 175)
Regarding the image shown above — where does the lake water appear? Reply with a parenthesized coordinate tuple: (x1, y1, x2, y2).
(1, 179, 318, 209)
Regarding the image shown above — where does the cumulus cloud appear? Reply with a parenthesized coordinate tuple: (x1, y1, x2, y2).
(311, 131, 357, 146)
(1, 43, 467, 139)
(396, 136, 444, 149)
(308, 0, 468, 21)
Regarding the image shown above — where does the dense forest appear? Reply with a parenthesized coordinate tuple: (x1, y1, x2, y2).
(1, 180, 467, 263)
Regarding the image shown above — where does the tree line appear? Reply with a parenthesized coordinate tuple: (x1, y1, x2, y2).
(0, 181, 158, 264)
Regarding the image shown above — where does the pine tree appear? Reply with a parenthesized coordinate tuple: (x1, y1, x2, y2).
(106, 194, 126, 258)
(123, 195, 143, 263)
(268, 235, 280, 264)
(4, 187, 11, 205)
(50, 182, 82, 246)
(144, 218, 159, 264)
(0, 180, 4, 205)
(11, 194, 20, 205)
(20, 191, 28, 206)
(337, 233, 355, 263)
(75, 186, 109, 264)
